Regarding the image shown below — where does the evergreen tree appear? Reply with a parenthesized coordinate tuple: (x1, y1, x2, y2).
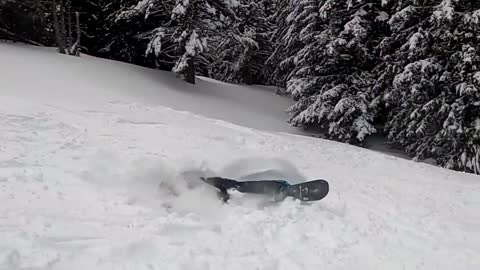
(0, 0, 84, 55)
(266, 0, 306, 88)
(281, 1, 388, 144)
(100, 0, 175, 69)
(378, 0, 480, 173)
(0, 0, 54, 46)
(430, 1, 480, 173)
(139, 0, 237, 84)
(204, 0, 274, 84)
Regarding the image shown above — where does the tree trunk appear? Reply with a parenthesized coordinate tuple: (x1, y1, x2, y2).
(59, 0, 67, 52)
(67, 0, 72, 48)
(52, 0, 66, 54)
(184, 56, 196, 84)
(71, 12, 81, 56)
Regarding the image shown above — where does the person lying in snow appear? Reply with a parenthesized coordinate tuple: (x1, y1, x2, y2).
(201, 176, 329, 202)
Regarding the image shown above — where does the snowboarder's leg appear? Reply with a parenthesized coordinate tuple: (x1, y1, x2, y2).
(202, 177, 290, 202)
(201, 177, 240, 190)
(236, 180, 289, 195)
(236, 180, 290, 201)
(217, 189, 230, 202)
(201, 177, 238, 202)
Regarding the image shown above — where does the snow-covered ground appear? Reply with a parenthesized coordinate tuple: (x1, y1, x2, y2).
(0, 42, 302, 136)
(1, 43, 479, 270)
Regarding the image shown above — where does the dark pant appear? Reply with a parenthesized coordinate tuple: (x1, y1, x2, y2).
(202, 177, 290, 202)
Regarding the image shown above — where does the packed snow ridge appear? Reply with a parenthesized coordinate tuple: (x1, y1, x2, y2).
(0, 43, 479, 270)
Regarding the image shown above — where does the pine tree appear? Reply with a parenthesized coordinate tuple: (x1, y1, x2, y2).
(266, 0, 306, 88)
(100, 0, 175, 69)
(0, 0, 54, 46)
(433, 1, 480, 173)
(378, 0, 480, 174)
(280, 0, 387, 144)
(204, 0, 274, 84)
(376, 0, 441, 156)
(139, 0, 237, 84)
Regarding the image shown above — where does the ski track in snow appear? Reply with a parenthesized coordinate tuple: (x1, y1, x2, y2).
(0, 43, 479, 270)
(0, 97, 479, 270)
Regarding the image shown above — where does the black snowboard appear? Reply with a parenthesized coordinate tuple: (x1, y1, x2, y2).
(200, 177, 329, 202)
(285, 180, 329, 201)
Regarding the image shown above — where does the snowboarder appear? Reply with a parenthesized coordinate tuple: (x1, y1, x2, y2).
(201, 176, 329, 202)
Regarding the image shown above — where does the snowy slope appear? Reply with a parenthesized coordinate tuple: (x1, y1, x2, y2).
(1, 43, 480, 270)
(0, 42, 303, 135)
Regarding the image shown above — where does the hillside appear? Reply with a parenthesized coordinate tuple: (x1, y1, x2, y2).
(1, 43, 479, 270)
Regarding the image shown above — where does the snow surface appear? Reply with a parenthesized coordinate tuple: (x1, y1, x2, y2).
(1, 42, 480, 270)
(0, 42, 301, 136)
